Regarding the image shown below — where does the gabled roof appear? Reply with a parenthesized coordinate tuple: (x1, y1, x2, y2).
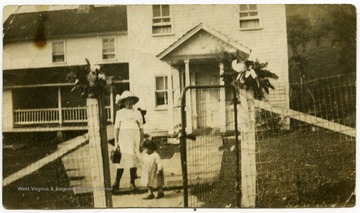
(157, 22, 252, 60)
(3, 6, 127, 43)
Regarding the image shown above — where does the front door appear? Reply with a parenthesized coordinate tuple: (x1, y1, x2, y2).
(195, 72, 220, 128)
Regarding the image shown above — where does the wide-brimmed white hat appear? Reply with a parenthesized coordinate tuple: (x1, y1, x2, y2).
(115, 90, 139, 105)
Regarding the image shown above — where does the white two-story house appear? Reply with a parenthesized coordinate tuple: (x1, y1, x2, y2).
(2, 5, 289, 135)
(3, 5, 130, 132)
(127, 4, 289, 134)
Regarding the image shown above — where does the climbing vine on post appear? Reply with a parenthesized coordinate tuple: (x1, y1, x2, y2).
(218, 50, 278, 100)
(218, 50, 278, 207)
(68, 58, 108, 99)
(68, 59, 112, 208)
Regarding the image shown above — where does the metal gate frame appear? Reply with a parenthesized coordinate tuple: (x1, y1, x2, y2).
(179, 85, 240, 208)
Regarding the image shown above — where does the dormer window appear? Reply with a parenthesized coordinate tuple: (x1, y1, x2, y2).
(52, 41, 65, 63)
(152, 5, 173, 36)
(102, 37, 116, 60)
(239, 4, 261, 30)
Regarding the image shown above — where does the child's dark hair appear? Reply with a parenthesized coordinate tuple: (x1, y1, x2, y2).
(143, 140, 157, 151)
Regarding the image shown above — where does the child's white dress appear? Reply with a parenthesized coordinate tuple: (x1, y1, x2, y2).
(140, 151, 164, 188)
(114, 108, 143, 169)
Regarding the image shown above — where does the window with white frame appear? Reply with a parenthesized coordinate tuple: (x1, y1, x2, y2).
(155, 76, 168, 107)
(152, 5, 172, 35)
(52, 41, 65, 63)
(102, 37, 115, 60)
(239, 4, 261, 30)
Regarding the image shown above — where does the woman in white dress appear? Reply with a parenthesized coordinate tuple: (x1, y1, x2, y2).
(112, 91, 144, 192)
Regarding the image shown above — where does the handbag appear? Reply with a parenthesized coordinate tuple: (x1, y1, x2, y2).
(111, 148, 121, 164)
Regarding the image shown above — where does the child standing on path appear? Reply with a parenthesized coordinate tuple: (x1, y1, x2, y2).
(141, 140, 165, 199)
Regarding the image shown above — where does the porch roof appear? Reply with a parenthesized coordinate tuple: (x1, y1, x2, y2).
(3, 63, 129, 88)
(156, 22, 252, 61)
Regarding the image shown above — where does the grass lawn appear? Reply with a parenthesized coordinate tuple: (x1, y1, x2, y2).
(191, 129, 355, 208)
(2, 131, 92, 209)
(2, 159, 93, 209)
(2, 129, 355, 208)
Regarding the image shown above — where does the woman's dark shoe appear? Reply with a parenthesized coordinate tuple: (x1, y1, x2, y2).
(111, 183, 119, 192)
(156, 192, 165, 199)
(130, 183, 138, 192)
(111, 169, 124, 193)
(143, 194, 155, 200)
(130, 167, 139, 190)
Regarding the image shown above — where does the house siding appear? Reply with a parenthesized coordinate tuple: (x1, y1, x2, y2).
(127, 4, 289, 133)
(3, 34, 129, 70)
(3, 5, 289, 134)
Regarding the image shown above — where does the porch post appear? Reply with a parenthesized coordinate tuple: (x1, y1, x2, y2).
(58, 87, 63, 125)
(184, 59, 193, 132)
(219, 63, 226, 132)
(168, 72, 175, 135)
(110, 85, 114, 124)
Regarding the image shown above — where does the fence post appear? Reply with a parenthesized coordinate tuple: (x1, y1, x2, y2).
(219, 63, 227, 132)
(238, 89, 256, 207)
(180, 87, 189, 208)
(232, 87, 241, 208)
(87, 98, 112, 208)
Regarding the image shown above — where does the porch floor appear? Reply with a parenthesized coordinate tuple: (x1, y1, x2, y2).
(2, 125, 88, 133)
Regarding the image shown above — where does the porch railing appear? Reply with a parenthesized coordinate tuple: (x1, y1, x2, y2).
(62, 107, 87, 123)
(13, 106, 112, 125)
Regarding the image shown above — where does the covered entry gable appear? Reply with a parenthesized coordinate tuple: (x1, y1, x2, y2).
(157, 23, 251, 62)
(156, 23, 251, 133)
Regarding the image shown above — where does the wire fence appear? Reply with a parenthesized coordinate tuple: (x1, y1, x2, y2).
(2, 101, 111, 209)
(2, 131, 93, 209)
(180, 73, 355, 208)
(181, 86, 241, 208)
(2, 73, 355, 208)
(255, 73, 356, 207)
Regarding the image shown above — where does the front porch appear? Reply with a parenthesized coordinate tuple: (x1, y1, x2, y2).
(13, 106, 112, 126)
(3, 63, 129, 133)
(157, 23, 251, 133)
(3, 85, 115, 133)
(3, 107, 113, 133)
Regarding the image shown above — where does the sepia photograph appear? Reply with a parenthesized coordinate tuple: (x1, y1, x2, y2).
(1, 1, 357, 210)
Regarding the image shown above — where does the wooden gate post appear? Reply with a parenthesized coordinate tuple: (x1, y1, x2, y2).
(87, 97, 112, 208)
(238, 89, 256, 207)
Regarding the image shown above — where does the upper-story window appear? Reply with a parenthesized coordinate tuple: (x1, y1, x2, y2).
(52, 41, 65, 63)
(155, 76, 168, 108)
(102, 37, 116, 60)
(152, 5, 173, 36)
(239, 4, 261, 30)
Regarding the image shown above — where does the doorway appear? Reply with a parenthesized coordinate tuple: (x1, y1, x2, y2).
(195, 72, 220, 128)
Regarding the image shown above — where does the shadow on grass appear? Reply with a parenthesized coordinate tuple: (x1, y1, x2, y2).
(188, 129, 355, 208)
(2, 158, 93, 209)
(190, 138, 239, 208)
(256, 130, 355, 208)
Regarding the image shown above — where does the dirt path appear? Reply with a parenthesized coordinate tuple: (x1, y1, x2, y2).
(112, 189, 185, 208)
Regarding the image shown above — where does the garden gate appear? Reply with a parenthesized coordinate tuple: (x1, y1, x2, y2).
(179, 85, 241, 208)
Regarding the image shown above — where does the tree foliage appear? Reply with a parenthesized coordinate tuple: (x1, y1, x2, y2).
(286, 4, 356, 80)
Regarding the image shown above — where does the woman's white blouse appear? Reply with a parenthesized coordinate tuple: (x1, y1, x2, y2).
(114, 108, 143, 130)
